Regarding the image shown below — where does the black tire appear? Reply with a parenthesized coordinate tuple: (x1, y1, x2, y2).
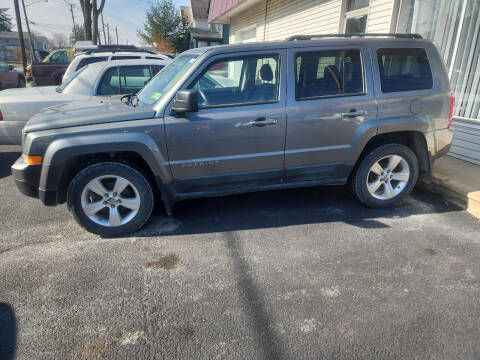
(351, 143, 419, 208)
(67, 162, 154, 236)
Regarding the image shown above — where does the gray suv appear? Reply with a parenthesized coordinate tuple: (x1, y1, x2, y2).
(11, 34, 454, 236)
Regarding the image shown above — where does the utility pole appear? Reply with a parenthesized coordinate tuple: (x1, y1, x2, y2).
(21, 0, 37, 62)
(69, 2, 77, 43)
(115, 26, 118, 45)
(106, 23, 110, 45)
(13, 0, 27, 74)
(101, 12, 107, 45)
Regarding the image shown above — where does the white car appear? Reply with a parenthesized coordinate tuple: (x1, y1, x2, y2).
(0, 58, 169, 145)
(62, 50, 171, 82)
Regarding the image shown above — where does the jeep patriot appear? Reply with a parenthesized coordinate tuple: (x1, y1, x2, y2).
(12, 34, 455, 236)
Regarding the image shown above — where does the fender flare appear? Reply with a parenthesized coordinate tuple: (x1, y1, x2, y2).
(39, 132, 175, 210)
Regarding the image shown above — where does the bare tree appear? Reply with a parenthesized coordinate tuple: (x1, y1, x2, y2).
(79, 0, 106, 44)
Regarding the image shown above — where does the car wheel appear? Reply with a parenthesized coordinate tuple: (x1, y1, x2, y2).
(67, 162, 154, 236)
(17, 77, 25, 88)
(352, 144, 419, 208)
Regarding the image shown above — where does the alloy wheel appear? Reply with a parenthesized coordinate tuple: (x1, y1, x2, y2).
(366, 155, 410, 200)
(81, 175, 141, 227)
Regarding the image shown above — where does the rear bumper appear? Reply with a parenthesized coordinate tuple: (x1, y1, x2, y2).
(11, 156, 58, 206)
(433, 128, 454, 161)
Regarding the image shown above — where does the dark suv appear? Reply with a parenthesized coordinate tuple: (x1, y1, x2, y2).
(12, 34, 455, 236)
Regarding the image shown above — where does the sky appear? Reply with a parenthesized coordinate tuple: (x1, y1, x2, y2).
(4, 0, 191, 46)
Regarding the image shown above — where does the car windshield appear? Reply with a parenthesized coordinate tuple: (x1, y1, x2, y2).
(137, 54, 199, 105)
(56, 66, 88, 92)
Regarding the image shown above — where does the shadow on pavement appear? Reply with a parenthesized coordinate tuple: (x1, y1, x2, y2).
(224, 232, 290, 360)
(0, 303, 16, 360)
(0, 151, 20, 179)
(137, 186, 462, 237)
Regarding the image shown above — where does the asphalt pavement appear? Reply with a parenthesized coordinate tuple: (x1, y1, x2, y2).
(1, 144, 479, 360)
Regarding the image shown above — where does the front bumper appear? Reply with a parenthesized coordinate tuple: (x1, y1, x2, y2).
(11, 156, 57, 206)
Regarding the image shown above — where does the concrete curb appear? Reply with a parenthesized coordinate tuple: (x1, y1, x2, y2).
(418, 179, 480, 221)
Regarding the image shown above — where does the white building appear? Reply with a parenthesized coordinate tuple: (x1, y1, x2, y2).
(208, 0, 480, 165)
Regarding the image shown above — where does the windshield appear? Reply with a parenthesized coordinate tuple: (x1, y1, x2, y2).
(56, 66, 87, 92)
(137, 54, 199, 105)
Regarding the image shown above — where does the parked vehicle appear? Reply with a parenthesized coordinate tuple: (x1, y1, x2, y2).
(0, 58, 169, 144)
(0, 61, 25, 90)
(26, 48, 75, 86)
(12, 34, 454, 236)
(62, 49, 172, 82)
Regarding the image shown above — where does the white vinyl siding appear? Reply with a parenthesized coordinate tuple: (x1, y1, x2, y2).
(366, 0, 395, 32)
(230, 0, 343, 43)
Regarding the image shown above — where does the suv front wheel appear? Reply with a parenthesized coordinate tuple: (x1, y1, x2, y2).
(67, 162, 154, 236)
(352, 144, 419, 208)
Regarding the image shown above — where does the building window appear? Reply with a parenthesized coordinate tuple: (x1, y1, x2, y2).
(347, 0, 370, 11)
(344, 0, 370, 33)
(345, 15, 367, 33)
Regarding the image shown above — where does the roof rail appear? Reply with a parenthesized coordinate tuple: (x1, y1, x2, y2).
(285, 33, 423, 41)
(82, 48, 157, 55)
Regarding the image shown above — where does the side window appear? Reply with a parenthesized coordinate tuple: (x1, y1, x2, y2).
(149, 65, 164, 77)
(49, 51, 68, 63)
(295, 50, 364, 100)
(189, 54, 279, 108)
(119, 66, 151, 94)
(110, 56, 141, 60)
(377, 48, 433, 92)
(97, 67, 120, 95)
(77, 56, 108, 71)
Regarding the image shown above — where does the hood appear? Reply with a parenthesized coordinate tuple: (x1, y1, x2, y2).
(24, 98, 157, 133)
(0, 86, 57, 97)
(0, 87, 85, 122)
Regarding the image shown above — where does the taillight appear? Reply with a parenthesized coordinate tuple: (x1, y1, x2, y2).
(447, 94, 455, 128)
(0, 109, 3, 121)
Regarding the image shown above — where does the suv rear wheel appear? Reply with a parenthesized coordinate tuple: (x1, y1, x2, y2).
(67, 162, 154, 236)
(352, 144, 419, 207)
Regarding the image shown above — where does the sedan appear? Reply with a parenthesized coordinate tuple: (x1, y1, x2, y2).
(0, 58, 169, 145)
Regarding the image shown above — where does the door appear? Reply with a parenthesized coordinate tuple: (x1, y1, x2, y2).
(285, 46, 377, 182)
(164, 50, 287, 194)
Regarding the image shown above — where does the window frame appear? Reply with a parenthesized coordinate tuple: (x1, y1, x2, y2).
(186, 53, 282, 110)
(376, 47, 434, 93)
(294, 48, 366, 102)
(343, 0, 370, 34)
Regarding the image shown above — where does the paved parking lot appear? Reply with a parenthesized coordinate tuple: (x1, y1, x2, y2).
(1, 144, 480, 360)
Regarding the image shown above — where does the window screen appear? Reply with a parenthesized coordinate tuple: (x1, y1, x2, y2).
(377, 48, 433, 92)
(295, 50, 364, 100)
(77, 56, 108, 71)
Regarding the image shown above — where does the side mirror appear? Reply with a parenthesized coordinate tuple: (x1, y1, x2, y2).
(171, 90, 198, 114)
(8, 65, 14, 71)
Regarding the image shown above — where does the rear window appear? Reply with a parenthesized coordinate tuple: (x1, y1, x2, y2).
(77, 56, 108, 71)
(295, 50, 364, 100)
(377, 48, 433, 93)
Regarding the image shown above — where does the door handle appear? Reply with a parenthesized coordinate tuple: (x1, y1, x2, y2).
(341, 110, 367, 118)
(238, 117, 279, 127)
